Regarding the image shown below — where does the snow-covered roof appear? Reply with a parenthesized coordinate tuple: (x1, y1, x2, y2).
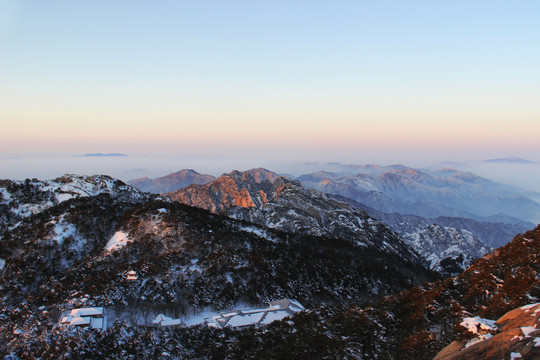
(260, 310, 291, 325)
(269, 298, 305, 311)
(61, 316, 74, 324)
(153, 314, 173, 324)
(226, 312, 266, 328)
(70, 307, 103, 317)
(90, 317, 104, 329)
(70, 317, 91, 326)
(153, 314, 184, 327)
(206, 298, 304, 329)
(160, 319, 183, 327)
(61, 307, 106, 330)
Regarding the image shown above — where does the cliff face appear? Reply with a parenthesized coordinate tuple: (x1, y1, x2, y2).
(167, 169, 291, 213)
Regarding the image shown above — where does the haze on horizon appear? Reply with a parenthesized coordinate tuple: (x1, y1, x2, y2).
(1, 1, 540, 184)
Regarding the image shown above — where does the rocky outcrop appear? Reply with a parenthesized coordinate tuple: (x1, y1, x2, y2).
(166, 169, 293, 214)
(435, 303, 540, 360)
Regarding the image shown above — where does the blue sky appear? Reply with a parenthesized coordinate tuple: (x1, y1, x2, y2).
(1, 1, 540, 179)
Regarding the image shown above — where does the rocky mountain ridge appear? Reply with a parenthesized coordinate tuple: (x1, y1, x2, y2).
(166, 168, 494, 275)
(166, 169, 424, 261)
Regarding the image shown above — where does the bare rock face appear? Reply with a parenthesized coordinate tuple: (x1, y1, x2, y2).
(434, 303, 540, 360)
(166, 169, 291, 214)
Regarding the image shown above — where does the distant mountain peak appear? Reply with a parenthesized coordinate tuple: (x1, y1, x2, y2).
(128, 169, 216, 193)
(484, 157, 535, 164)
(244, 168, 283, 183)
(79, 153, 128, 157)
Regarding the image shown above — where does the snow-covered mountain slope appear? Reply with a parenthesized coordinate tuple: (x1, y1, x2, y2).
(128, 169, 216, 193)
(0, 173, 436, 308)
(166, 169, 423, 261)
(402, 224, 490, 276)
(331, 193, 529, 249)
(0, 174, 151, 231)
(0, 174, 437, 358)
(2, 172, 540, 359)
(296, 165, 540, 223)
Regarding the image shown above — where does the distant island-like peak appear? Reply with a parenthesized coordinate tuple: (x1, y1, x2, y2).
(484, 157, 534, 164)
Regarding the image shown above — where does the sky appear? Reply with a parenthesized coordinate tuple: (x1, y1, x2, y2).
(1, 1, 540, 183)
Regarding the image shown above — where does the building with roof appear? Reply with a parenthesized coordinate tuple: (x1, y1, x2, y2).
(60, 307, 106, 330)
(206, 298, 305, 329)
(152, 314, 185, 328)
(124, 270, 138, 281)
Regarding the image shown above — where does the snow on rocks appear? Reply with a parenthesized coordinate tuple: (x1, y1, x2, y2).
(237, 224, 277, 242)
(52, 218, 78, 245)
(461, 316, 498, 335)
(460, 316, 498, 349)
(435, 303, 540, 359)
(1, 174, 151, 222)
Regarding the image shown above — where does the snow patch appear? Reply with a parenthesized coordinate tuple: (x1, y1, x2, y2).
(189, 258, 201, 272)
(521, 326, 537, 337)
(104, 231, 132, 253)
(461, 316, 497, 348)
(0, 259, 5, 270)
(53, 220, 77, 245)
(55, 193, 75, 202)
(239, 225, 277, 242)
(510, 352, 523, 359)
(520, 303, 540, 310)
(0, 188, 11, 203)
(461, 316, 498, 335)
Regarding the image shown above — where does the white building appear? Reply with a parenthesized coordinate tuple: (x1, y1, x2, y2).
(206, 298, 305, 329)
(60, 307, 106, 330)
(152, 314, 185, 328)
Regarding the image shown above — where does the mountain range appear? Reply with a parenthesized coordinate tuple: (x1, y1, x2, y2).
(129, 165, 538, 249)
(484, 157, 535, 164)
(296, 165, 540, 223)
(166, 168, 491, 275)
(2, 172, 540, 359)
